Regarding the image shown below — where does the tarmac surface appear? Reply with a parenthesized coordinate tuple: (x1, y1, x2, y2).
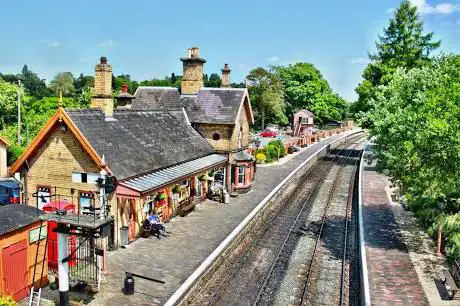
(89, 132, 354, 306)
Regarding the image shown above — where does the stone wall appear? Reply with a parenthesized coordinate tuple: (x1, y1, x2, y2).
(181, 61, 204, 95)
(195, 124, 233, 152)
(91, 61, 114, 116)
(22, 127, 100, 207)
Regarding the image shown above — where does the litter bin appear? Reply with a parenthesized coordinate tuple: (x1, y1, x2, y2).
(120, 226, 129, 247)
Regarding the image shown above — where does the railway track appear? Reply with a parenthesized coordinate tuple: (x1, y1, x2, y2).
(190, 135, 365, 306)
(297, 140, 363, 305)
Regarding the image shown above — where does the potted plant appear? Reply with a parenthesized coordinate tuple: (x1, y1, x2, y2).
(198, 174, 207, 182)
(172, 185, 180, 194)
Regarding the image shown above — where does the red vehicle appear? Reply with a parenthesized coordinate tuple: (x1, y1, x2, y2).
(260, 130, 277, 138)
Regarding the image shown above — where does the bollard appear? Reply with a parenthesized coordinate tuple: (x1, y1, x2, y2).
(124, 273, 135, 295)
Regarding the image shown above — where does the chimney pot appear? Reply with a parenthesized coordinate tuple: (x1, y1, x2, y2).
(121, 84, 128, 93)
(100, 56, 107, 65)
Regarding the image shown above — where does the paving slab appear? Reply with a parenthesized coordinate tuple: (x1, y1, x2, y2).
(361, 150, 430, 306)
(90, 132, 354, 305)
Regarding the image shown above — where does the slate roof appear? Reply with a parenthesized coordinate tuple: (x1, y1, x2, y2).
(188, 88, 247, 124)
(66, 108, 215, 180)
(298, 109, 315, 118)
(0, 204, 43, 236)
(133, 87, 182, 110)
(133, 87, 249, 125)
(235, 150, 254, 161)
(121, 154, 227, 192)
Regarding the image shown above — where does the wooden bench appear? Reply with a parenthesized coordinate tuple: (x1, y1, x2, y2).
(443, 268, 460, 300)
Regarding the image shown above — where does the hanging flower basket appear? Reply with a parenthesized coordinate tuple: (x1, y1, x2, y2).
(172, 185, 180, 194)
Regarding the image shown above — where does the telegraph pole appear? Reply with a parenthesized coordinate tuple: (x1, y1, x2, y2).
(17, 80, 22, 145)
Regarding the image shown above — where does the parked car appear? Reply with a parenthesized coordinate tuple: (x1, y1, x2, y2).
(260, 130, 277, 138)
(0, 180, 20, 205)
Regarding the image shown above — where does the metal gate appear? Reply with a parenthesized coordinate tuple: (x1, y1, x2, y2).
(2, 240, 28, 301)
(68, 237, 100, 287)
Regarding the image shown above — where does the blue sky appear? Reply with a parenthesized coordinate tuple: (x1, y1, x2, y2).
(1, 0, 459, 101)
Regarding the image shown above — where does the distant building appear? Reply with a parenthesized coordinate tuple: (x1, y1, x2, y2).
(0, 136, 10, 178)
(293, 109, 315, 137)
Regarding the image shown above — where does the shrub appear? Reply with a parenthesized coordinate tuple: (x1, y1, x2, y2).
(266, 140, 286, 160)
(255, 152, 267, 164)
(0, 296, 16, 306)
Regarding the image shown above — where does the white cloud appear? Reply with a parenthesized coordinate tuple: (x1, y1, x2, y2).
(49, 41, 61, 48)
(351, 57, 370, 65)
(410, 0, 459, 15)
(267, 56, 280, 62)
(40, 39, 61, 48)
(99, 40, 116, 48)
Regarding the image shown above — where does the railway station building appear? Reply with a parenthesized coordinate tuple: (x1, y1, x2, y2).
(9, 48, 255, 250)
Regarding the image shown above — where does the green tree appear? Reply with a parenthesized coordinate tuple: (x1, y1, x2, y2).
(368, 55, 460, 259)
(246, 68, 287, 129)
(49, 72, 75, 96)
(274, 63, 348, 125)
(74, 73, 94, 94)
(353, 0, 440, 124)
(0, 79, 22, 129)
(204, 73, 222, 88)
(19, 65, 51, 98)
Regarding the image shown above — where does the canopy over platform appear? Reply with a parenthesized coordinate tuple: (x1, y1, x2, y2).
(40, 213, 113, 237)
(120, 153, 227, 193)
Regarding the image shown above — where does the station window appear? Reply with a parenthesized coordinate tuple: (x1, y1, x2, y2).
(238, 166, 245, 184)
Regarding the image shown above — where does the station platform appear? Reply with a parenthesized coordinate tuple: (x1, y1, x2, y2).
(360, 145, 430, 305)
(88, 130, 359, 305)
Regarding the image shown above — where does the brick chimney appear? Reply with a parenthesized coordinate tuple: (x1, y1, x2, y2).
(180, 47, 206, 95)
(221, 63, 231, 88)
(91, 56, 114, 116)
(116, 84, 135, 109)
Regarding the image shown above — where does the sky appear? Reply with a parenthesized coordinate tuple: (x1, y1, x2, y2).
(1, 0, 460, 102)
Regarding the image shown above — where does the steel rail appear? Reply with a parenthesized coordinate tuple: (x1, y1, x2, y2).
(252, 135, 365, 305)
(299, 138, 363, 306)
(339, 148, 362, 306)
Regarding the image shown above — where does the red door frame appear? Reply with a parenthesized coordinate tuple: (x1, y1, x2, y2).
(2, 239, 28, 301)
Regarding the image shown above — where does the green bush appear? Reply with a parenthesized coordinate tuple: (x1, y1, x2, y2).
(266, 140, 286, 160)
(0, 296, 16, 306)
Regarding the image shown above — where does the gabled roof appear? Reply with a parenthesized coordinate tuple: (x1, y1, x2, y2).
(133, 87, 254, 125)
(296, 109, 315, 118)
(10, 107, 215, 181)
(10, 108, 106, 175)
(0, 135, 10, 147)
(66, 108, 214, 180)
(0, 205, 43, 236)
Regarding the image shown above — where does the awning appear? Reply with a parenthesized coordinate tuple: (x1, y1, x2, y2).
(120, 154, 227, 193)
